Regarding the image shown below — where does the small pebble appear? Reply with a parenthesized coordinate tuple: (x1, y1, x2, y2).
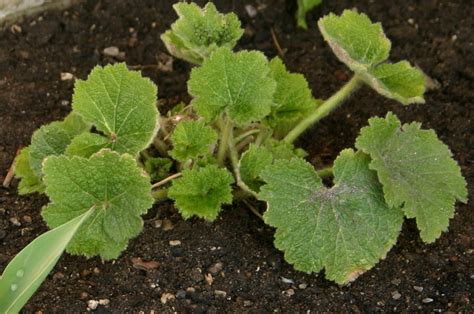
(186, 287, 196, 293)
(87, 300, 99, 310)
(22, 215, 32, 223)
(93, 267, 100, 274)
(243, 300, 253, 307)
(391, 278, 401, 286)
(208, 262, 223, 275)
(214, 290, 227, 297)
(169, 240, 181, 246)
(102, 46, 120, 57)
(98, 299, 110, 306)
(392, 291, 402, 300)
(80, 292, 89, 300)
(162, 219, 174, 231)
(422, 298, 434, 304)
(285, 288, 295, 296)
(205, 273, 214, 285)
(60, 72, 74, 81)
(245, 5, 258, 18)
(153, 219, 162, 228)
(298, 283, 308, 289)
(160, 292, 175, 304)
(413, 286, 424, 292)
(10, 217, 21, 226)
(281, 276, 294, 284)
(52, 272, 64, 280)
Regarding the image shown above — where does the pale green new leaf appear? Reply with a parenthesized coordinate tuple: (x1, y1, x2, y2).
(188, 47, 276, 126)
(0, 208, 93, 314)
(161, 2, 244, 64)
(14, 147, 45, 195)
(318, 10, 391, 73)
(72, 63, 159, 156)
(355, 113, 468, 243)
(239, 144, 273, 192)
(168, 165, 234, 221)
(296, 0, 322, 29)
(65, 132, 110, 158)
(264, 138, 308, 160)
(170, 120, 217, 161)
(363, 61, 426, 105)
(42, 150, 154, 259)
(259, 150, 403, 284)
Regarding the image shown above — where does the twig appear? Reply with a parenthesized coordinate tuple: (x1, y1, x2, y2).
(271, 27, 285, 58)
(3, 146, 22, 188)
(151, 172, 182, 189)
(242, 199, 264, 221)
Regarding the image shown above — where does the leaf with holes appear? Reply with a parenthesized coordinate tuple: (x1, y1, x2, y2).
(259, 150, 403, 284)
(355, 112, 468, 242)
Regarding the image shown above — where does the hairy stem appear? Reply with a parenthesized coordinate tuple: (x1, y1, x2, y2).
(151, 172, 182, 189)
(316, 167, 333, 178)
(151, 189, 168, 201)
(284, 75, 363, 143)
(217, 118, 233, 165)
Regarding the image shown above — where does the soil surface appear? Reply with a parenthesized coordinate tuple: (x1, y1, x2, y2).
(0, 0, 473, 312)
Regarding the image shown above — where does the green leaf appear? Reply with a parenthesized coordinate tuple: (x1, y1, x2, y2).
(60, 112, 91, 136)
(296, 0, 322, 29)
(65, 133, 111, 158)
(259, 150, 403, 284)
(355, 113, 468, 243)
(318, 10, 391, 73)
(0, 210, 93, 313)
(144, 157, 173, 182)
(72, 63, 159, 156)
(170, 120, 217, 161)
(42, 150, 154, 259)
(0, 208, 93, 314)
(363, 61, 426, 105)
(168, 165, 234, 221)
(239, 144, 273, 192)
(161, 2, 244, 64)
(14, 147, 45, 195)
(264, 139, 308, 160)
(188, 47, 276, 126)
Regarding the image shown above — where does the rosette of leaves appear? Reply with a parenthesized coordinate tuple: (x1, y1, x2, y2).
(318, 10, 426, 105)
(161, 2, 244, 64)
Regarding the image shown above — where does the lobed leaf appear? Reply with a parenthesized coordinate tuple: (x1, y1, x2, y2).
(355, 112, 468, 243)
(14, 147, 45, 195)
(318, 10, 391, 73)
(264, 139, 308, 160)
(296, 0, 322, 29)
(239, 144, 273, 192)
(260, 150, 403, 284)
(161, 2, 244, 64)
(168, 165, 234, 221)
(170, 120, 218, 162)
(72, 63, 159, 156)
(188, 47, 276, 126)
(42, 150, 154, 259)
(65, 133, 110, 158)
(363, 61, 426, 105)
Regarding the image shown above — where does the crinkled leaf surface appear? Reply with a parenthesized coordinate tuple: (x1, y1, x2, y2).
(363, 61, 426, 105)
(14, 147, 45, 194)
(188, 47, 276, 125)
(168, 165, 234, 221)
(296, 0, 322, 29)
(65, 133, 111, 158)
(264, 139, 308, 160)
(144, 157, 173, 182)
(318, 10, 391, 72)
(259, 150, 403, 284)
(42, 150, 154, 259)
(170, 120, 217, 161)
(355, 113, 468, 243)
(239, 144, 273, 192)
(72, 63, 159, 156)
(161, 2, 243, 64)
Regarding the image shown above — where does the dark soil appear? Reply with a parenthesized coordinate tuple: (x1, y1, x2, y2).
(1, 0, 473, 312)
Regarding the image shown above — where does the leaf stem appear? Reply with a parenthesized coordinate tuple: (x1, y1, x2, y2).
(284, 75, 363, 143)
(242, 199, 264, 221)
(217, 118, 233, 165)
(317, 167, 333, 178)
(151, 172, 182, 189)
(153, 137, 169, 157)
(234, 129, 260, 143)
(151, 189, 168, 201)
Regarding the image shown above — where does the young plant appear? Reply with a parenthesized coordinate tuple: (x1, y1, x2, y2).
(1, 4, 468, 310)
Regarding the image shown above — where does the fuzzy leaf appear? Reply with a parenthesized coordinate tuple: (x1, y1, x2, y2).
(42, 150, 154, 259)
(264, 139, 308, 160)
(72, 63, 159, 156)
(296, 0, 322, 29)
(168, 165, 234, 221)
(144, 157, 173, 182)
(170, 120, 217, 161)
(355, 113, 468, 243)
(14, 147, 45, 194)
(188, 47, 276, 125)
(318, 10, 391, 73)
(260, 150, 403, 284)
(363, 61, 426, 105)
(161, 2, 243, 64)
(239, 144, 273, 192)
(65, 133, 111, 158)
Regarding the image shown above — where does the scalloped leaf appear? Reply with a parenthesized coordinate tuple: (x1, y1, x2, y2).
(168, 165, 234, 221)
(259, 150, 403, 284)
(188, 47, 276, 126)
(318, 10, 391, 73)
(14, 147, 45, 195)
(161, 2, 243, 64)
(65, 133, 111, 158)
(355, 112, 468, 243)
(239, 144, 273, 192)
(170, 120, 218, 162)
(363, 61, 426, 105)
(296, 0, 322, 29)
(41, 150, 154, 259)
(72, 63, 159, 156)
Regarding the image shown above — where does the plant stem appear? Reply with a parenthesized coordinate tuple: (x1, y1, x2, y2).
(151, 172, 182, 189)
(316, 167, 333, 178)
(217, 118, 233, 165)
(235, 129, 260, 143)
(153, 137, 169, 157)
(284, 75, 363, 143)
(151, 189, 168, 201)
